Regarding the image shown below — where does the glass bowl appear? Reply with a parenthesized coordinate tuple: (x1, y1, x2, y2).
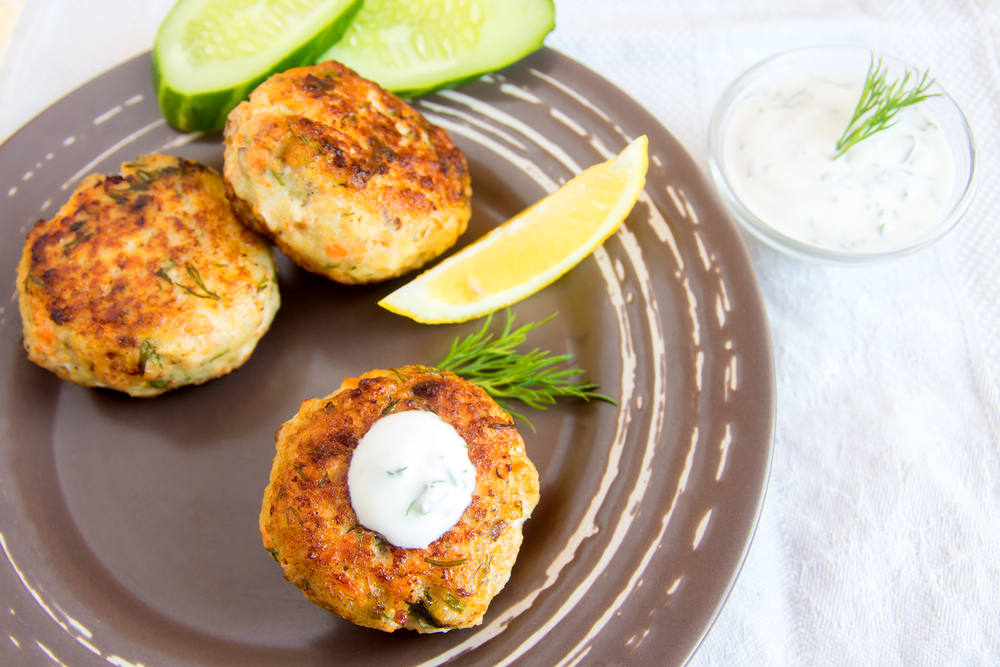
(707, 44, 978, 264)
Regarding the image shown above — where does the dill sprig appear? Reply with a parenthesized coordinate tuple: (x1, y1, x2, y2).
(835, 56, 937, 158)
(437, 309, 616, 430)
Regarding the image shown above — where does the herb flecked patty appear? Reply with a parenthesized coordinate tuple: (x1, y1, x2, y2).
(260, 365, 539, 633)
(16, 154, 280, 397)
(222, 60, 472, 285)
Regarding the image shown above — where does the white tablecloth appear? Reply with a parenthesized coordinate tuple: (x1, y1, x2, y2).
(1, 1, 997, 664)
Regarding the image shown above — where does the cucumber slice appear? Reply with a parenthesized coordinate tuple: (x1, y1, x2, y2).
(319, 0, 556, 97)
(152, 0, 364, 132)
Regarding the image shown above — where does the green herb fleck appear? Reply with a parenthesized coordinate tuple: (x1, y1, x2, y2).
(183, 263, 221, 300)
(407, 600, 443, 629)
(424, 558, 467, 568)
(285, 506, 304, 529)
(298, 134, 323, 152)
(156, 262, 222, 300)
(63, 226, 92, 251)
(138, 339, 159, 375)
(443, 593, 466, 612)
(489, 421, 516, 429)
(207, 349, 229, 363)
(477, 553, 493, 588)
(131, 168, 156, 186)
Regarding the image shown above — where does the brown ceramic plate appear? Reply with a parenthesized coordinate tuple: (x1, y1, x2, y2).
(0, 48, 773, 667)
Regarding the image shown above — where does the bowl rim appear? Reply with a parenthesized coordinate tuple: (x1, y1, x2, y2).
(707, 43, 979, 265)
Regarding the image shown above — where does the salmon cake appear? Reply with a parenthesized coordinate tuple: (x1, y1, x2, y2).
(260, 365, 540, 632)
(223, 60, 472, 285)
(16, 154, 280, 397)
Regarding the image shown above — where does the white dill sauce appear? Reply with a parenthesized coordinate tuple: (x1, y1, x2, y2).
(723, 73, 955, 252)
(347, 410, 476, 549)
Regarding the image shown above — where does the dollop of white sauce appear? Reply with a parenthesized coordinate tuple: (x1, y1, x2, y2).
(347, 410, 476, 549)
(722, 73, 956, 252)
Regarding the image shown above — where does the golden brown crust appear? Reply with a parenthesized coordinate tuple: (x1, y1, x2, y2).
(16, 154, 280, 396)
(223, 60, 472, 284)
(260, 366, 539, 632)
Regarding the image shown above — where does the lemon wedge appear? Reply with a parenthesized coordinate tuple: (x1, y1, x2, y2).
(379, 135, 649, 324)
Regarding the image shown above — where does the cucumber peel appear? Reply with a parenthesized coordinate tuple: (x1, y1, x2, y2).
(152, 0, 364, 132)
(318, 0, 556, 98)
